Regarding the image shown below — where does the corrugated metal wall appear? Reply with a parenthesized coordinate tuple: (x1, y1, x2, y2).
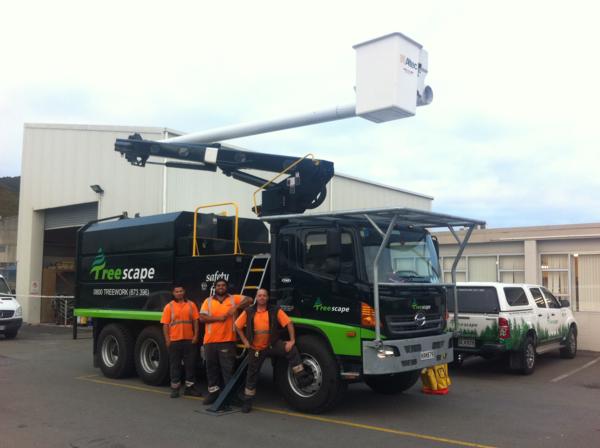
(22, 124, 166, 218)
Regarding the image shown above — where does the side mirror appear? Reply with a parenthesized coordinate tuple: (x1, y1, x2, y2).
(11, 289, 16, 295)
(431, 235, 440, 257)
(560, 299, 571, 308)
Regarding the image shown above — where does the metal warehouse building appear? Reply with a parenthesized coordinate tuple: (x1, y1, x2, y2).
(16, 123, 433, 324)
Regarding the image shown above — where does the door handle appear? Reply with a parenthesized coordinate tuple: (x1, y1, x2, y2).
(538, 314, 543, 317)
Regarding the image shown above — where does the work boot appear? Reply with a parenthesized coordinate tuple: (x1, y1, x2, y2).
(241, 397, 253, 413)
(170, 387, 180, 399)
(295, 369, 314, 388)
(184, 386, 202, 397)
(202, 391, 219, 405)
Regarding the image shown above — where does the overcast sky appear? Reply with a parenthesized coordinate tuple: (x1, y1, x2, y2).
(1, 1, 599, 228)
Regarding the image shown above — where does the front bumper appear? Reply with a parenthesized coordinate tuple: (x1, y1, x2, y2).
(0, 318, 22, 333)
(362, 333, 453, 375)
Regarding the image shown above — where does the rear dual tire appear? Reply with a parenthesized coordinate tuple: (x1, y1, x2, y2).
(97, 324, 135, 378)
(134, 326, 169, 386)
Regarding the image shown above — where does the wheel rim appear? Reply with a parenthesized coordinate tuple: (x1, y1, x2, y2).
(101, 335, 119, 368)
(288, 353, 322, 398)
(525, 343, 535, 369)
(139, 338, 161, 374)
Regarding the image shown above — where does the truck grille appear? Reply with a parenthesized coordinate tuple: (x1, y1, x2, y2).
(385, 313, 443, 337)
(0, 310, 15, 318)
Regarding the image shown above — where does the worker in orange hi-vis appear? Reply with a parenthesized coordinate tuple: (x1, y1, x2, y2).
(160, 285, 202, 399)
(235, 288, 313, 413)
(199, 278, 252, 405)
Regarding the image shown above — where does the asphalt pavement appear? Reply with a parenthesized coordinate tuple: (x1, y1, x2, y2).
(1, 325, 599, 448)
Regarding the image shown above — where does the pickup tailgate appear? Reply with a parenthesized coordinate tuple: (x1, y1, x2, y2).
(448, 286, 500, 348)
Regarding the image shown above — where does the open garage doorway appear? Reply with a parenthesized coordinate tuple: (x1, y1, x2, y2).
(41, 202, 97, 323)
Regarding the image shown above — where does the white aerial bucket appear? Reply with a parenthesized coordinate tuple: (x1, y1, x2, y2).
(354, 33, 432, 123)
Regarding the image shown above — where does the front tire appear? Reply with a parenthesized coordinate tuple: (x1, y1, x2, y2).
(97, 324, 135, 378)
(274, 335, 346, 414)
(134, 326, 169, 386)
(4, 330, 18, 339)
(560, 326, 577, 359)
(364, 370, 420, 395)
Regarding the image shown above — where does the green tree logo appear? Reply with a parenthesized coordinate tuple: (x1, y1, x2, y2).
(90, 249, 106, 280)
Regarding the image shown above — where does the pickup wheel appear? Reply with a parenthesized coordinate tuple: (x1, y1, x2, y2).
(364, 370, 421, 394)
(519, 336, 536, 375)
(134, 326, 169, 386)
(560, 326, 577, 359)
(97, 323, 135, 378)
(274, 335, 347, 414)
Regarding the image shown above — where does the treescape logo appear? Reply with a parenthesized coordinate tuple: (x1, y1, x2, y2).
(313, 298, 350, 314)
(411, 298, 432, 311)
(90, 249, 156, 282)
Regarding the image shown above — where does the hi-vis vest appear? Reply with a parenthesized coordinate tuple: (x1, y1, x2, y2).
(245, 305, 282, 346)
(168, 301, 195, 329)
(205, 295, 236, 334)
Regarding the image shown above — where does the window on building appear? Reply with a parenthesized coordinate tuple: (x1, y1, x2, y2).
(442, 256, 466, 283)
(529, 288, 546, 308)
(0, 245, 6, 253)
(499, 255, 525, 284)
(504, 287, 529, 306)
(541, 254, 569, 298)
(467, 256, 497, 282)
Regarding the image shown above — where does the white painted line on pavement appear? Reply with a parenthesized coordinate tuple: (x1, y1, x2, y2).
(551, 356, 600, 383)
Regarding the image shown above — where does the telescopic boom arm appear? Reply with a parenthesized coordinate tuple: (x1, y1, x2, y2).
(115, 133, 334, 216)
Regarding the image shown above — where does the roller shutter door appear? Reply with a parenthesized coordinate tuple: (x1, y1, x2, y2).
(44, 202, 98, 230)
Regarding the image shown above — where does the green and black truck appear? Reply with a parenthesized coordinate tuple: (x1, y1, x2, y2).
(74, 135, 483, 413)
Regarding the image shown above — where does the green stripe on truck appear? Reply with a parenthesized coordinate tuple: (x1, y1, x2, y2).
(74, 308, 162, 321)
(292, 317, 377, 357)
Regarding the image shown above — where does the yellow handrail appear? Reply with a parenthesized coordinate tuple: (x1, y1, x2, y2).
(193, 202, 241, 256)
(252, 153, 317, 215)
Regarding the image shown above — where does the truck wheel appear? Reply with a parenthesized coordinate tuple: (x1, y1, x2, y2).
(274, 335, 347, 414)
(97, 324, 135, 378)
(134, 326, 169, 386)
(519, 336, 536, 375)
(364, 370, 420, 395)
(560, 326, 577, 359)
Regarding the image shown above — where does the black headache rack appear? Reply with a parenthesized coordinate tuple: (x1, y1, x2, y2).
(263, 207, 486, 342)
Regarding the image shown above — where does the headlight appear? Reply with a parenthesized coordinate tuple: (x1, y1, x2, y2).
(14, 306, 22, 317)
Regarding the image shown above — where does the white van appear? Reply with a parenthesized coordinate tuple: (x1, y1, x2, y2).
(449, 282, 577, 374)
(0, 274, 22, 339)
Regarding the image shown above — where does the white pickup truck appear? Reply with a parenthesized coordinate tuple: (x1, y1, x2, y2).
(0, 274, 22, 339)
(449, 282, 577, 374)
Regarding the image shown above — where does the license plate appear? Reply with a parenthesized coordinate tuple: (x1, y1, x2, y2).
(420, 350, 435, 361)
(0, 325, 5, 331)
(458, 338, 476, 348)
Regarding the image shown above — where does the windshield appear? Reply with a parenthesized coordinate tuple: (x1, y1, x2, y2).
(0, 278, 10, 295)
(360, 226, 441, 284)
